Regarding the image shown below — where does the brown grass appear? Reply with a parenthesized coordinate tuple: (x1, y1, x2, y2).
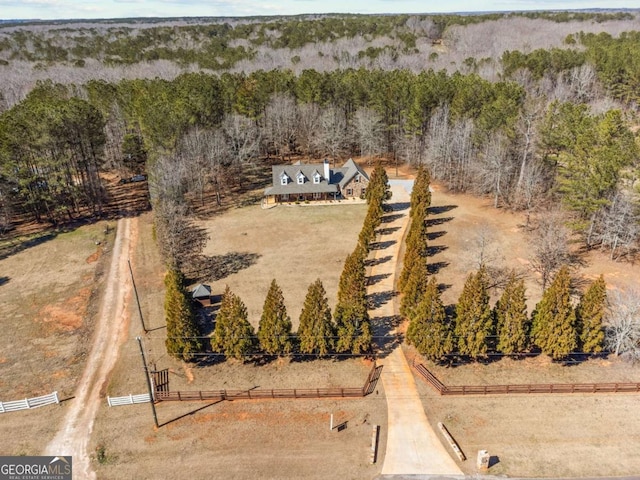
(91, 208, 387, 479)
(400, 170, 640, 477)
(0, 220, 116, 455)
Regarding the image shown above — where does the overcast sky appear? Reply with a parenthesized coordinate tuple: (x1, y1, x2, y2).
(1, 0, 638, 21)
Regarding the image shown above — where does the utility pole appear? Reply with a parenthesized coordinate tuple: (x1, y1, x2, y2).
(128, 259, 147, 333)
(136, 336, 159, 428)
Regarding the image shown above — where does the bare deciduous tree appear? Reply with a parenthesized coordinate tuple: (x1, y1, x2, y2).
(353, 107, 385, 161)
(263, 93, 299, 160)
(529, 211, 570, 290)
(313, 106, 350, 162)
(605, 289, 640, 361)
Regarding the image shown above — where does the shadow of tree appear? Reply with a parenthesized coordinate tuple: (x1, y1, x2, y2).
(377, 226, 401, 236)
(387, 202, 410, 212)
(367, 273, 391, 286)
(371, 240, 397, 250)
(425, 216, 454, 228)
(427, 230, 447, 241)
(188, 252, 261, 283)
(367, 290, 398, 310)
(365, 255, 392, 267)
(0, 232, 57, 261)
(381, 214, 405, 224)
(428, 261, 449, 275)
(427, 245, 448, 256)
(428, 204, 458, 215)
(371, 314, 403, 357)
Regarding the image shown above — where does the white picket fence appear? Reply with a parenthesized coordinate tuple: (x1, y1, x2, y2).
(107, 393, 151, 407)
(0, 391, 59, 413)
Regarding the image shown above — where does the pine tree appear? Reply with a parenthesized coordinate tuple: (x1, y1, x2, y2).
(407, 277, 453, 361)
(335, 248, 372, 354)
(258, 279, 292, 356)
(410, 165, 432, 217)
(576, 275, 606, 353)
(495, 275, 530, 354)
(531, 266, 577, 360)
(164, 269, 203, 362)
(298, 279, 334, 357)
(211, 285, 255, 361)
(454, 266, 493, 359)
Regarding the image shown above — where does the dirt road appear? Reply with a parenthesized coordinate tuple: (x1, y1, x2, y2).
(44, 217, 135, 480)
(369, 181, 463, 476)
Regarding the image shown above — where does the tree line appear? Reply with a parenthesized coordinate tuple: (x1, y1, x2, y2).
(2, 66, 636, 255)
(399, 170, 625, 362)
(164, 163, 390, 362)
(1, 12, 630, 70)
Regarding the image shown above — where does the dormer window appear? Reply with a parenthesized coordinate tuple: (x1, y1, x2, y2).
(297, 172, 305, 185)
(280, 173, 288, 185)
(313, 172, 321, 184)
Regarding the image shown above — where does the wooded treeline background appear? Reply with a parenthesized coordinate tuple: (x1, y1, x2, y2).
(2, 62, 638, 259)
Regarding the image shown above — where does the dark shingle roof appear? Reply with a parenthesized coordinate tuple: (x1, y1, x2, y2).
(264, 163, 337, 196)
(263, 159, 368, 196)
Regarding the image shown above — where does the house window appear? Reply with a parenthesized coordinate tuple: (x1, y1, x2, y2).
(346, 188, 353, 196)
(280, 175, 288, 186)
(355, 174, 360, 183)
(313, 192, 322, 200)
(313, 174, 321, 184)
(362, 188, 366, 196)
(281, 193, 289, 201)
(297, 174, 305, 185)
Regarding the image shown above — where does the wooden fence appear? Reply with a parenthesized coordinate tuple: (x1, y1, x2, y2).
(154, 362, 383, 402)
(107, 393, 151, 407)
(0, 391, 59, 413)
(413, 363, 640, 396)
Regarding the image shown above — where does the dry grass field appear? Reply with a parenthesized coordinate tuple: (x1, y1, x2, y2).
(399, 174, 640, 478)
(410, 347, 640, 477)
(198, 201, 368, 327)
(90, 207, 388, 480)
(0, 220, 116, 455)
(2, 161, 639, 478)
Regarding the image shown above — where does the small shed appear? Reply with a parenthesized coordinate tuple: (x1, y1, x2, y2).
(192, 284, 212, 307)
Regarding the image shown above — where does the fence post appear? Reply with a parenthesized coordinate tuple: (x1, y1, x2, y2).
(25, 398, 30, 409)
(0, 401, 4, 413)
(53, 391, 59, 404)
(107, 397, 112, 407)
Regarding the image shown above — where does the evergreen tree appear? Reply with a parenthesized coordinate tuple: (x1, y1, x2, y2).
(211, 285, 255, 361)
(258, 279, 292, 356)
(400, 255, 429, 320)
(495, 275, 530, 354)
(164, 268, 202, 362)
(410, 165, 432, 217)
(576, 275, 606, 353)
(454, 266, 493, 359)
(335, 248, 372, 354)
(365, 164, 391, 205)
(398, 201, 428, 291)
(298, 279, 334, 357)
(358, 204, 380, 252)
(407, 277, 453, 361)
(531, 266, 577, 360)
